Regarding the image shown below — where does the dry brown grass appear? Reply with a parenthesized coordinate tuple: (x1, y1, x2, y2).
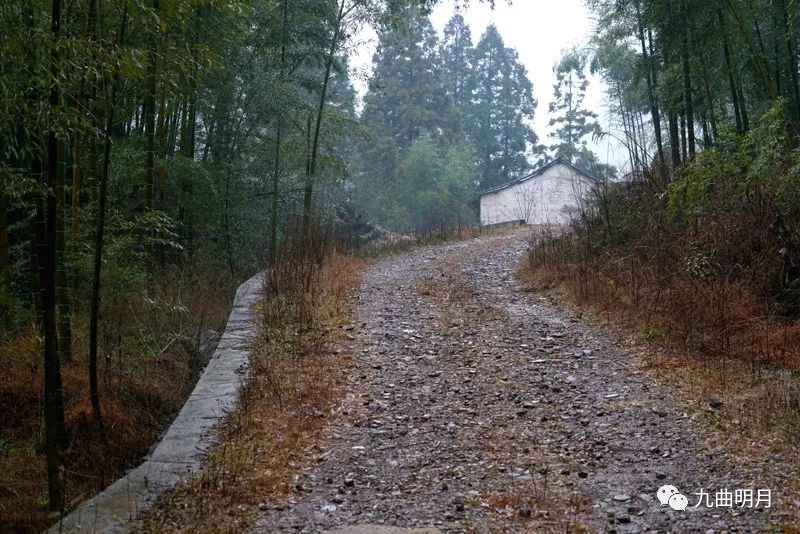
(520, 218, 800, 531)
(138, 247, 365, 533)
(0, 269, 233, 533)
(521, 227, 800, 446)
(485, 486, 591, 534)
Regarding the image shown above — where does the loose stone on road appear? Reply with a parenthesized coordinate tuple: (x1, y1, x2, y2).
(254, 232, 791, 532)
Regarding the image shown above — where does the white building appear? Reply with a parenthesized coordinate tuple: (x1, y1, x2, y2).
(478, 158, 599, 226)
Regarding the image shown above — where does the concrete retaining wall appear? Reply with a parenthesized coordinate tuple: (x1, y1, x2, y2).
(49, 272, 263, 533)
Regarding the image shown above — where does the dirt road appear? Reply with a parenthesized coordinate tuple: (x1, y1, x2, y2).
(254, 232, 795, 533)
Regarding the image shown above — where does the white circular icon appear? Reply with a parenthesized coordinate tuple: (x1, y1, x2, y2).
(657, 484, 688, 511)
(657, 485, 680, 505)
(668, 493, 689, 511)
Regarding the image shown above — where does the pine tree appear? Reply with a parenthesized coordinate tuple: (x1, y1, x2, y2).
(356, 6, 454, 228)
(439, 14, 475, 120)
(548, 48, 601, 165)
(361, 7, 450, 149)
(471, 25, 539, 189)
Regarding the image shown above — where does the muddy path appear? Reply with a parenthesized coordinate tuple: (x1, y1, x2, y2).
(254, 232, 795, 533)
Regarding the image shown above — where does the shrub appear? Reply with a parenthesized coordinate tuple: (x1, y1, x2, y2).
(525, 100, 800, 369)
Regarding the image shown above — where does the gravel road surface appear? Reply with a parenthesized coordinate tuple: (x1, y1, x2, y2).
(254, 233, 794, 533)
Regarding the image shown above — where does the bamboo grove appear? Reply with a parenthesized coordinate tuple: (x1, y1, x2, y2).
(0, 0, 378, 520)
(544, 0, 800, 388)
(588, 0, 800, 177)
(578, 1, 800, 318)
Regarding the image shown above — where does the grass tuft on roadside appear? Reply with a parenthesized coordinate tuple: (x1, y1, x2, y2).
(139, 229, 365, 533)
(520, 225, 800, 446)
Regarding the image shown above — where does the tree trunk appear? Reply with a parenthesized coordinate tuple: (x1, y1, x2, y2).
(668, 106, 680, 169)
(155, 92, 167, 268)
(167, 101, 180, 157)
(183, 94, 196, 260)
(663, 39, 682, 169)
(636, 1, 664, 165)
(68, 0, 97, 305)
(43, 0, 67, 511)
(778, 0, 800, 122)
(143, 0, 159, 210)
(636, 110, 649, 168)
(749, 0, 770, 73)
(89, 0, 128, 429)
(270, 0, 288, 264)
(719, 9, 743, 131)
(738, 76, 750, 131)
(680, 112, 687, 161)
(270, 121, 282, 264)
(28, 212, 44, 326)
(723, 0, 777, 99)
(180, 94, 195, 257)
(701, 63, 718, 142)
(224, 164, 234, 277)
(201, 121, 213, 163)
(681, 0, 696, 157)
(302, 0, 347, 237)
(772, 5, 782, 97)
(55, 139, 72, 363)
(69, 135, 82, 300)
(618, 89, 638, 170)
(179, 10, 199, 260)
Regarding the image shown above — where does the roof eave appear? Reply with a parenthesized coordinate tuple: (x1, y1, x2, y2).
(475, 158, 603, 198)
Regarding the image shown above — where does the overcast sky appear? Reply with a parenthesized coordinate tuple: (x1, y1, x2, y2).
(349, 0, 627, 170)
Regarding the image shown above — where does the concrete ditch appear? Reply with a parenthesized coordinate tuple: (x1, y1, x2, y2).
(49, 272, 263, 533)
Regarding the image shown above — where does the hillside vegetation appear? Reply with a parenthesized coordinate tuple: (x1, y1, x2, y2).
(526, 0, 800, 436)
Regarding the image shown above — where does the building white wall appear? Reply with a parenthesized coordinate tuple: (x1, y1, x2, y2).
(479, 163, 592, 226)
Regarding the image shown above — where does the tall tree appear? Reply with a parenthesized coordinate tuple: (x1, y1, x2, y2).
(143, 0, 159, 210)
(635, 0, 665, 165)
(42, 0, 68, 511)
(439, 13, 475, 124)
(302, 0, 362, 237)
(0, 0, 371, 525)
(88, 0, 131, 429)
(471, 25, 539, 188)
(681, 0, 696, 157)
(269, 0, 289, 264)
(548, 48, 601, 165)
(361, 7, 451, 149)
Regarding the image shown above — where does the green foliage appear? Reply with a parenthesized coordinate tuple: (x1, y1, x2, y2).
(439, 14, 475, 115)
(396, 134, 476, 232)
(470, 25, 541, 187)
(357, 131, 477, 233)
(0, 0, 364, 441)
(361, 6, 450, 148)
(355, 10, 539, 231)
(741, 100, 794, 190)
(549, 48, 601, 165)
(668, 100, 797, 216)
(588, 0, 800, 173)
(667, 142, 736, 214)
